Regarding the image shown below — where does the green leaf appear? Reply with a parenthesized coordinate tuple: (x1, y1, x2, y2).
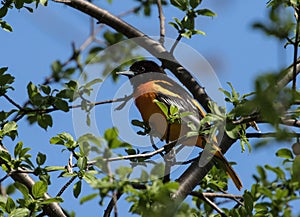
(54, 98, 69, 112)
(192, 29, 206, 35)
(181, 30, 193, 38)
(51, 61, 62, 74)
(40, 0, 48, 6)
(40, 85, 51, 95)
(275, 148, 293, 160)
(14, 0, 24, 9)
(168, 22, 180, 31)
(256, 165, 266, 180)
(80, 193, 98, 204)
(243, 191, 253, 214)
(169, 104, 179, 116)
(0, 73, 15, 86)
(2, 121, 18, 135)
(116, 166, 132, 179)
(84, 78, 103, 88)
(265, 164, 285, 180)
(14, 142, 23, 158)
(225, 123, 241, 139)
(0, 149, 12, 162)
(125, 148, 137, 155)
(104, 128, 118, 141)
(292, 156, 300, 182)
(65, 80, 78, 90)
(32, 181, 47, 199)
(86, 113, 91, 126)
(0, 67, 8, 74)
(77, 157, 88, 171)
(24, 6, 33, 13)
(50, 132, 76, 149)
(0, 6, 8, 18)
(140, 170, 149, 182)
(131, 119, 146, 128)
(73, 180, 82, 198)
(170, 0, 188, 11)
(189, 0, 201, 9)
(5, 197, 15, 213)
(36, 152, 46, 165)
(150, 163, 164, 178)
(40, 197, 63, 205)
(27, 82, 39, 100)
(37, 114, 53, 130)
(1, 121, 18, 140)
(44, 166, 66, 172)
(14, 182, 29, 198)
(154, 99, 168, 117)
(196, 8, 216, 17)
(8, 208, 29, 217)
(0, 20, 13, 32)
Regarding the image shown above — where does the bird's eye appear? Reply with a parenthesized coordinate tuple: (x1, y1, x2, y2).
(139, 66, 145, 73)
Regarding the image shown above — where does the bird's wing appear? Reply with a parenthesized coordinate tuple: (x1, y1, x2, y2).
(153, 77, 206, 129)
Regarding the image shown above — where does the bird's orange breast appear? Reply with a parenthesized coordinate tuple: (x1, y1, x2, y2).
(133, 82, 200, 146)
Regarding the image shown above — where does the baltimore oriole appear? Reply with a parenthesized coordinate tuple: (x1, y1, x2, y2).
(117, 60, 242, 190)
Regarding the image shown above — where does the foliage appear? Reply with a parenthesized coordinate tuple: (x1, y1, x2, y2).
(0, 0, 300, 217)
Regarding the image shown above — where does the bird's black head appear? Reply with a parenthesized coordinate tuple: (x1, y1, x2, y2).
(117, 60, 165, 78)
(130, 60, 165, 75)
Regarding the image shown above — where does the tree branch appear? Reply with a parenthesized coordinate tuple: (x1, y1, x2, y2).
(190, 191, 227, 217)
(103, 192, 122, 217)
(292, 7, 300, 90)
(156, 0, 165, 45)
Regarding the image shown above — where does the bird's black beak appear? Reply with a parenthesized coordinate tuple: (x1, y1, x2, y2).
(116, 70, 135, 78)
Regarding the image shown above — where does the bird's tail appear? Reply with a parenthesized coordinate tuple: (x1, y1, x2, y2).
(214, 149, 243, 190)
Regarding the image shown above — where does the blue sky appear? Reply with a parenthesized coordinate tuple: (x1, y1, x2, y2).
(0, 0, 298, 216)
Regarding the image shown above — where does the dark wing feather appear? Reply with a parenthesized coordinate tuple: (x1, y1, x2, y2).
(154, 78, 204, 129)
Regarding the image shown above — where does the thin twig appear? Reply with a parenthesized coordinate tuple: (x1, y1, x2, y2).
(105, 154, 119, 217)
(246, 132, 300, 138)
(56, 176, 77, 197)
(170, 35, 182, 55)
(231, 114, 260, 125)
(163, 123, 173, 183)
(163, 149, 174, 183)
(202, 192, 243, 199)
(292, 7, 300, 90)
(0, 184, 6, 197)
(93, 145, 165, 164)
(281, 118, 300, 128)
(103, 192, 122, 217)
(202, 192, 243, 207)
(88, 138, 185, 166)
(173, 155, 199, 165)
(191, 191, 227, 217)
(3, 94, 23, 110)
(150, 135, 164, 157)
(13, 95, 131, 123)
(156, 0, 165, 45)
(0, 173, 11, 183)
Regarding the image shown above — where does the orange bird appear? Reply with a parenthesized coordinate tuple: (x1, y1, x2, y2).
(117, 60, 242, 190)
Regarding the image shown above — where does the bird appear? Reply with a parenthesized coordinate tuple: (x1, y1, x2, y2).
(117, 60, 242, 190)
